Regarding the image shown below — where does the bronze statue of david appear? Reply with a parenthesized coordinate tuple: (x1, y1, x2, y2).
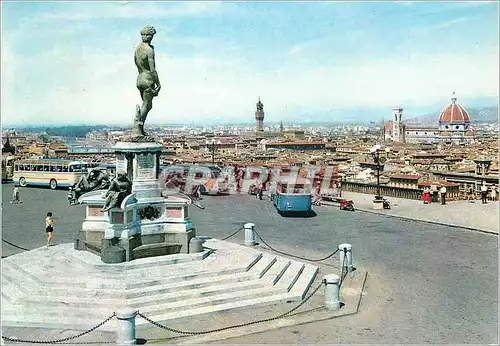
(133, 26, 161, 137)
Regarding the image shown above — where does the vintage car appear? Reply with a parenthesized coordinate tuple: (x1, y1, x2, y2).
(161, 164, 229, 196)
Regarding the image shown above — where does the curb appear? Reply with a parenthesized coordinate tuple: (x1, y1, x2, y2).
(354, 207, 498, 236)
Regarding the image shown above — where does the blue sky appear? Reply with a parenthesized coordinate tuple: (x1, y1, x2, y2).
(1, 1, 498, 126)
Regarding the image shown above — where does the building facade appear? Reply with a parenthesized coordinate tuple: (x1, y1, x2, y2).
(384, 92, 476, 144)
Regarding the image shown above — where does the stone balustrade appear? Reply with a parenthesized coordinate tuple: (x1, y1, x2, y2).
(341, 181, 461, 201)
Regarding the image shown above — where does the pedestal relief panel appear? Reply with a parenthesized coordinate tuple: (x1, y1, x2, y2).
(136, 153, 156, 179)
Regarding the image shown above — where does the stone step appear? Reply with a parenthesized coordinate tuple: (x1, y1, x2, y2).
(124, 270, 260, 299)
(16, 294, 125, 310)
(2, 250, 261, 291)
(2, 260, 45, 289)
(125, 265, 248, 290)
(1, 284, 20, 305)
(273, 260, 306, 290)
(138, 285, 284, 316)
(259, 257, 290, 282)
(79, 248, 254, 279)
(125, 251, 265, 289)
(136, 259, 308, 317)
(0, 312, 118, 333)
(127, 279, 266, 308)
(15, 268, 264, 310)
(18, 269, 259, 301)
(287, 264, 319, 299)
(135, 292, 295, 326)
(10, 261, 244, 291)
(83, 241, 101, 255)
(2, 305, 115, 321)
(89, 248, 213, 271)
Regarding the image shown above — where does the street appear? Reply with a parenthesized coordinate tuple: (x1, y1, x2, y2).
(1, 184, 498, 344)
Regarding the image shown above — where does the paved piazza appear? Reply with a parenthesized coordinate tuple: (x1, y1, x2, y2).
(1, 184, 498, 344)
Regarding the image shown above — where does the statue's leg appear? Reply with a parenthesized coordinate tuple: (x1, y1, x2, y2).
(139, 88, 154, 135)
(132, 104, 145, 137)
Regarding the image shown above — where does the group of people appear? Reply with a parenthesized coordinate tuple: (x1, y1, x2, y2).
(476, 183, 497, 204)
(422, 182, 498, 205)
(422, 185, 448, 205)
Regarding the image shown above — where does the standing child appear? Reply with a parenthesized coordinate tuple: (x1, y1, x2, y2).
(45, 212, 54, 247)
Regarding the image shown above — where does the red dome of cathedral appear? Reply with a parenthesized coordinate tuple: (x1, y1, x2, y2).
(439, 92, 470, 123)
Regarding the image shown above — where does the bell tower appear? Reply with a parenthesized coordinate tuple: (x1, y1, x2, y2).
(392, 107, 403, 142)
(255, 97, 265, 132)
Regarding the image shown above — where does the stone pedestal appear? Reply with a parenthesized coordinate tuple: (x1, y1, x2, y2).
(76, 140, 196, 263)
(373, 199, 384, 210)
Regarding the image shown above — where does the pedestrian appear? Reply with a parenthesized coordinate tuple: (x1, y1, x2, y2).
(467, 186, 475, 203)
(440, 185, 447, 205)
(10, 186, 22, 204)
(67, 187, 75, 205)
(236, 167, 244, 194)
(45, 212, 54, 247)
(491, 185, 497, 201)
(481, 183, 488, 204)
(422, 187, 431, 204)
(431, 184, 438, 203)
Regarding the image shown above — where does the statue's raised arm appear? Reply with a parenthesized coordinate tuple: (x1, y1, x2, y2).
(133, 25, 162, 138)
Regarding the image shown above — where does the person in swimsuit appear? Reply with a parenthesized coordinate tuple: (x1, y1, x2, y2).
(45, 212, 54, 247)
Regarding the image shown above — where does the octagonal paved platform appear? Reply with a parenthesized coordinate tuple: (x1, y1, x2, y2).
(1, 239, 318, 332)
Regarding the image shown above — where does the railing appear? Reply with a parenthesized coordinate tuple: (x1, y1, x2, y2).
(341, 181, 461, 201)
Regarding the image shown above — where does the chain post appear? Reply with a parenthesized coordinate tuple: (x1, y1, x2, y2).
(323, 275, 341, 310)
(116, 308, 138, 345)
(244, 223, 256, 246)
(338, 243, 353, 272)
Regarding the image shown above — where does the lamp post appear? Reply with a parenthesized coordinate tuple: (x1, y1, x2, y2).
(370, 144, 390, 208)
(206, 139, 221, 164)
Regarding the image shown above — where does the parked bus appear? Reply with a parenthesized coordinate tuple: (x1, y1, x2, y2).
(1, 155, 17, 182)
(13, 158, 87, 189)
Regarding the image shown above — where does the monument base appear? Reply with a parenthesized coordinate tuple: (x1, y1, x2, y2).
(373, 199, 384, 210)
(76, 140, 197, 263)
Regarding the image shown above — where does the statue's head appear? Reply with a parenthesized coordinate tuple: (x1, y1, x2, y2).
(140, 26, 157, 42)
(117, 171, 128, 179)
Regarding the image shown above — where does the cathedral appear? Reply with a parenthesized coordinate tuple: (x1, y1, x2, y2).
(383, 92, 476, 144)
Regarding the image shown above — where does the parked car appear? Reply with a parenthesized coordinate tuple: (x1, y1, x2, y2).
(161, 164, 229, 196)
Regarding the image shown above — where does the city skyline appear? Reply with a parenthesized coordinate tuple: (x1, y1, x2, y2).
(1, 1, 499, 126)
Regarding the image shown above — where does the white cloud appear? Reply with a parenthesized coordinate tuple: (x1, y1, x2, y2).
(35, 1, 225, 21)
(1, 2, 498, 126)
(2, 41, 498, 126)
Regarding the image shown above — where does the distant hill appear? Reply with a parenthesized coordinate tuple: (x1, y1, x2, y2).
(405, 106, 498, 124)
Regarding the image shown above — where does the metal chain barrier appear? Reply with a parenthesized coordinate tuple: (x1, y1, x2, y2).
(339, 248, 348, 288)
(2, 238, 30, 251)
(220, 226, 244, 240)
(1, 312, 116, 344)
(138, 279, 325, 336)
(253, 228, 339, 262)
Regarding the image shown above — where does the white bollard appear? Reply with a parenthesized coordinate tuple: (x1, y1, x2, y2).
(116, 308, 138, 345)
(338, 243, 353, 273)
(244, 223, 256, 246)
(323, 274, 341, 310)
